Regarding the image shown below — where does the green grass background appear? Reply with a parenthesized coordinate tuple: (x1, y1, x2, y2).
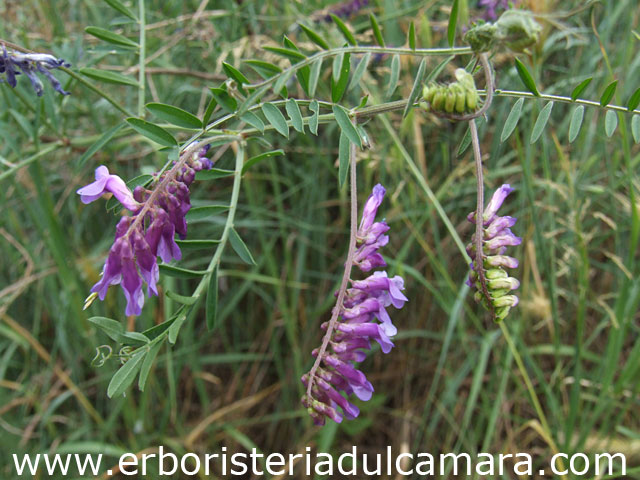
(1, 0, 639, 478)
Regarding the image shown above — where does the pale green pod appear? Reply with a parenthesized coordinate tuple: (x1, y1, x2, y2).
(486, 268, 508, 279)
(432, 89, 445, 111)
(488, 276, 520, 291)
(490, 288, 510, 299)
(493, 295, 519, 308)
(444, 90, 456, 113)
(466, 90, 478, 111)
(455, 69, 477, 93)
(456, 89, 467, 113)
(495, 306, 511, 321)
(422, 84, 436, 103)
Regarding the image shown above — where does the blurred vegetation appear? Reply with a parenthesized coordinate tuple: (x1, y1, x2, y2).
(1, 0, 639, 478)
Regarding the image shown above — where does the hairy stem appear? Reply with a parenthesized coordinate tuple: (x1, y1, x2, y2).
(138, 0, 146, 117)
(305, 123, 359, 400)
(469, 118, 494, 317)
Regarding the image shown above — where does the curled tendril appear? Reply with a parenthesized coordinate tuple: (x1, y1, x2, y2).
(118, 346, 135, 363)
(91, 345, 113, 367)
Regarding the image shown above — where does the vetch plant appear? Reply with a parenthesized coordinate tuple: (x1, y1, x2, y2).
(3, 0, 637, 431)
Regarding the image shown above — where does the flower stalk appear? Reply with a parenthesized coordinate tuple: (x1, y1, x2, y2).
(304, 132, 360, 404)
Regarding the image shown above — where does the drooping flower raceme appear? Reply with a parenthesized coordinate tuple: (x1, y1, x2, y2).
(77, 145, 213, 316)
(466, 184, 521, 320)
(1, 47, 70, 96)
(302, 184, 407, 425)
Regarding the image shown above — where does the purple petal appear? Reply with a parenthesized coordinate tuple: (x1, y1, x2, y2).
(105, 175, 139, 212)
(121, 262, 143, 316)
(342, 297, 381, 319)
(485, 254, 519, 269)
(90, 238, 125, 300)
(484, 228, 522, 250)
(358, 184, 386, 235)
(351, 380, 374, 401)
(485, 215, 517, 239)
(317, 377, 360, 419)
(133, 231, 159, 296)
(482, 184, 514, 225)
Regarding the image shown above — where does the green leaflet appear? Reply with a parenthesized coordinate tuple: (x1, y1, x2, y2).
(500, 97, 524, 142)
(568, 105, 585, 143)
(530, 101, 553, 144)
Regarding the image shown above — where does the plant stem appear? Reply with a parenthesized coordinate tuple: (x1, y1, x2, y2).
(469, 118, 494, 316)
(138, 0, 146, 117)
(489, 89, 640, 115)
(305, 122, 359, 400)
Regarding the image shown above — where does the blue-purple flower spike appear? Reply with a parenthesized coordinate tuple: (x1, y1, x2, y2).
(302, 184, 407, 426)
(77, 145, 213, 316)
(466, 183, 521, 321)
(1, 47, 70, 96)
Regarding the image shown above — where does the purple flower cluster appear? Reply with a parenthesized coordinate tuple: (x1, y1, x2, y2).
(477, 0, 517, 21)
(302, 184, 407, 425)
(467, 184, 521, 320)
(1, 47, 70, 96)
(77, 145, 213, 316)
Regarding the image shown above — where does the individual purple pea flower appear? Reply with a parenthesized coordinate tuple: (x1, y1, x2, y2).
(78, 145, 214, 316)
(77, 166, 140, 212)
(1, 47, 70, 96)
(467, 184, 521, 320)
(302, 184, 407, 426)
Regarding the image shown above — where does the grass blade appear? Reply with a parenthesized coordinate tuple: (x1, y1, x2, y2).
(447, 0, 459, 47)
(206, 266, 219, 330)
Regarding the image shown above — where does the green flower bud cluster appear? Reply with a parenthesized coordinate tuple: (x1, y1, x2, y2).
(421, 68, 480, 114)
(464, 10, 542, 53)
(469, 266, 520, 321)
(466, 185, 521, 322)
